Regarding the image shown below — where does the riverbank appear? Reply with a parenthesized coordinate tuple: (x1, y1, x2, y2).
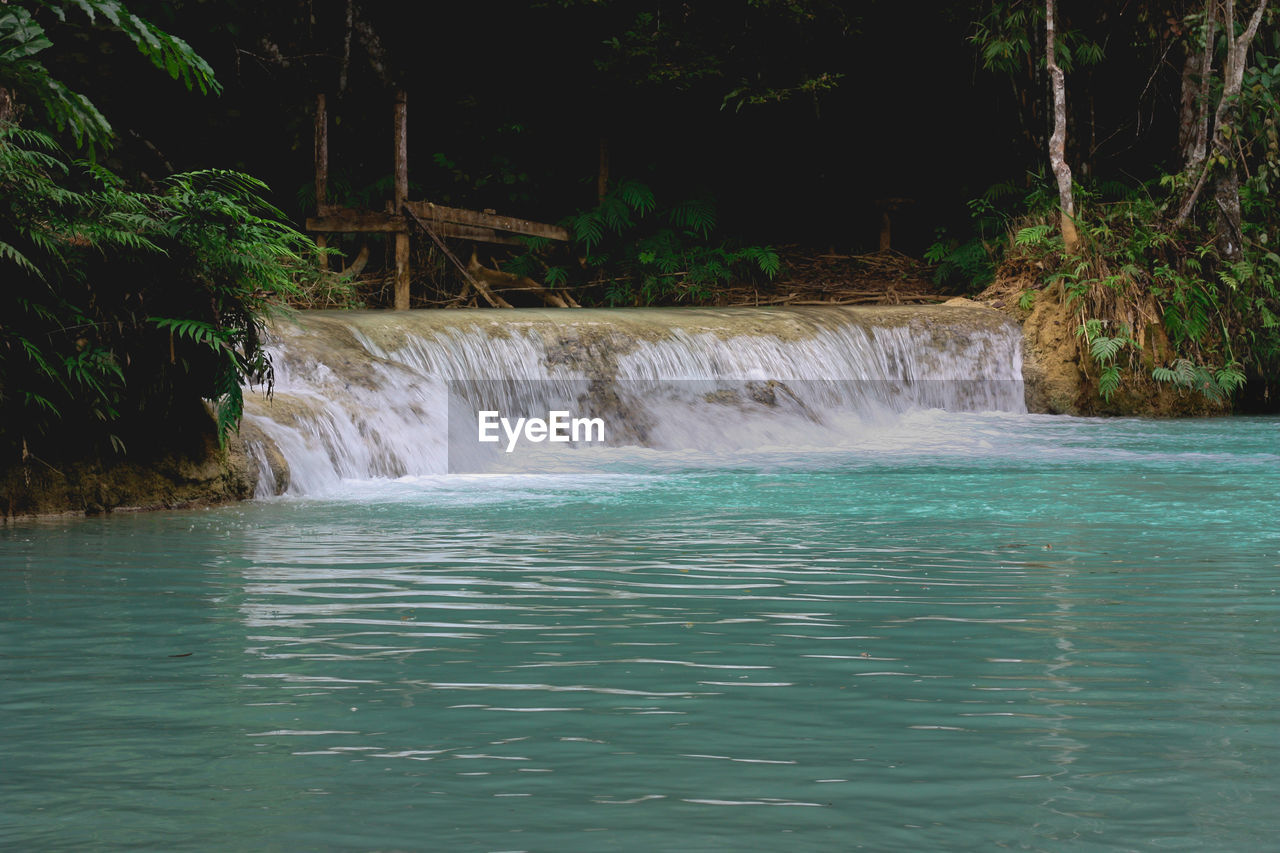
(2, 418, 255, 521)
(973, 271, 1228, 417)
(0, 294, 1231, 520)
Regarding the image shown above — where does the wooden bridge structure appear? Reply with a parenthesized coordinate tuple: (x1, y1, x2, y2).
(306, 91, 572, 309)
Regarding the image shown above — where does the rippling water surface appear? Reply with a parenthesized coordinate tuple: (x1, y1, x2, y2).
(3, 414, 1279, 851)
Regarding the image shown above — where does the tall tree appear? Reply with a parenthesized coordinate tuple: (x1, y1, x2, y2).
(1045, 0, 1078, 252)
(1174, 0, 1271, 261)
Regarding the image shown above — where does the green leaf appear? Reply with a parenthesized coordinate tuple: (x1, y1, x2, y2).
(1099, 365, 1121, 400)
(1015, 224, 1053, 247)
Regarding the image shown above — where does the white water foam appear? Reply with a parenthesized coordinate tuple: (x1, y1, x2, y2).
(241, 306, 1025, 495)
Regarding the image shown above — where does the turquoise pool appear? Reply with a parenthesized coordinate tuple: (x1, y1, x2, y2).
(3, 413, 1278, 850)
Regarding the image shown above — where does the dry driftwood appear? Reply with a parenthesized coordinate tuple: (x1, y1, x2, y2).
(466, 253, 581, 309)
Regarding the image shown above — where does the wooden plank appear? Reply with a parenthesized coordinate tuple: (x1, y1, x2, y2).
(405, 200, 569, 241)
(306, 211, 522, 245)
(403, 206, 512, 308)
(432, 222, 522, 245)
(393, 90, 410, 311)
(307, 209, 405, 232)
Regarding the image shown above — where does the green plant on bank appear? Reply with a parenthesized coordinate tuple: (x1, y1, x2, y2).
(503, 179, 781, 306)
(139, 170, 317, 442)
(924, 181, 1031, 291)
(1075, 318, 1137, 402)
(1003, 175, 1274, 406)
(0, 1, 312, 461)
(286, 257, 363, 309)
(1, 125, 316, 452)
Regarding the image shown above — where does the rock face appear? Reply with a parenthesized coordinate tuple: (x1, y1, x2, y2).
(1018, 289, 1089, 414)
(3, 302, 1035, 515)
(2, 413, 255, 520)
(945, 293, 1082, 413)
(976, 274, 1226, 416)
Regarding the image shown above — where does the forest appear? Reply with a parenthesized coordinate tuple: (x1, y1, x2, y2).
(2, 0, 1279, 468)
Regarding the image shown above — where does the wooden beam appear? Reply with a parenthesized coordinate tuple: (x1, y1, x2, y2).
(403, 206, 512, 308)
(393, 90, 410, 311)
(307, 209, 405, 232)
(432, 222, 522, 245)
(405, 200, 569, 241)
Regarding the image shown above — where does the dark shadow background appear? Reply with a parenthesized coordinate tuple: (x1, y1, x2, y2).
(42, 1, 1186, 255)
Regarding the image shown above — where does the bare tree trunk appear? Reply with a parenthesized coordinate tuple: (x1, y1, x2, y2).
(314, 93, 329, 210)
(314, 93, 330, 263)
(0, 86, 15, 125)
(393, 90, 410, 310)
(338, 0, 354, 93)
(1174, 0, 1269, 255)
(1179, 2, 1217, 171)
(1045, 0, 1079, 252)
(1212, 0, 1268, 260)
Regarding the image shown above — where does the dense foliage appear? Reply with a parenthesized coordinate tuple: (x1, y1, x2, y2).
(2, 0, 1279, 427)
(504, 180, 781, 306)
(930, 1, 1280, 407)
(0, 1, 311, 463)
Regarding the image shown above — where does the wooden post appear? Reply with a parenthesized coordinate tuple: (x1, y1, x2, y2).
(597, 135, 610, 204)
(878, 210, 892, 252)
(875, 198, 913, 253)
(314, 93, 329, 259)
(393, 90, 410, 310)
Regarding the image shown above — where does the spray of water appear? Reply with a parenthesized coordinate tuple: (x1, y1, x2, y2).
(242, 306, 1025, 494)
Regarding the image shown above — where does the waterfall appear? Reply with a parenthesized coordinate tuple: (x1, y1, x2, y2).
(241, 306, 1025, 494)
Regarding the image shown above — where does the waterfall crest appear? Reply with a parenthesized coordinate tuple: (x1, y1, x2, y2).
(242, 306, 1025, 494)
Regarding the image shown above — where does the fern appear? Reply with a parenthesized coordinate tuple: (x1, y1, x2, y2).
(544, 266, 567, 288)
(54, 1, 219, 95)
(1152, 358, 1244, 403)
(0, 239, 42, 278)
(614, 179, 655, 215)
(1089, 334, 1126, 363)
(1214, 365, 1246, 395)
(148, 317, 234, 353)
(668, 198, 716, 237)
(741, 245, 782, 278)
(1015, 224, 1054, 247)
(570, 211, 605, 253)
(1098, 364, 1121, 401)
(1, 123, 307, 455)
(1, 2, 218, 151)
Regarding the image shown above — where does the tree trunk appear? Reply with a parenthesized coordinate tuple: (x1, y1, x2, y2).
(393, 90, 410, 310)
(1178, 2, 1216, 172)
(0, 86, 15, 125)
(1045, 0, 1079, 252)
(1214, 167, 1244, 260)
(1211, 0, 1268, 261)
(1174, 0, 1269, 255)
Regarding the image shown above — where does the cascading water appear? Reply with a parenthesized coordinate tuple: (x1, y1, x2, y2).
(241, 305, 1025, 495)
